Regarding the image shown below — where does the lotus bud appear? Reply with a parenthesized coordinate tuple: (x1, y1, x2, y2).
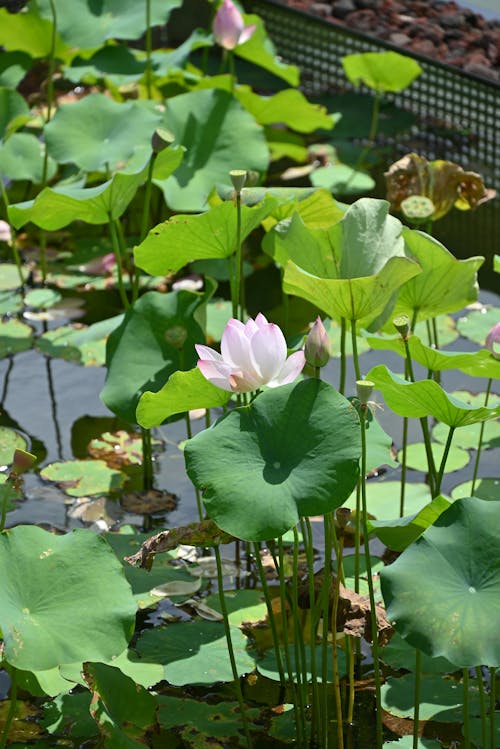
(356, 379, 374, 406)
(486, 322, 500, 360)
(151, 128, 175, 154)
(165, 325, 188, 350)
(11, 448, 36, 476)
(393, 314, 410, 339)
(230, 169, 247, 194)
(213, 0, 256, 50)
(304, 317, 330, 368)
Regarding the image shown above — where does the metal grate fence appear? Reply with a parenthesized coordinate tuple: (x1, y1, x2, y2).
(248, 0, 500, 188)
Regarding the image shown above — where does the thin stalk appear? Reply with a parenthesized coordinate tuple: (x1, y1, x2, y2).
(185, 414, 204, 520)
(301, 517, 322, 745)
(354, 483, 361, 594)
(0, 668, 17, 749)
(235, 190, 244, 320)
(345, 91, 381, 189)
(463, 668, 471, 749)
(351, 319, 361, 381)
(360, 404, 382, 749)
(331, 530, 345, 749)
(291, 527, 309, 723)
(108, 215, 130, 310)
(134, 153, 157, 301)
(346, 636, 355, 725)
(141, 427, 153, 491)
(213, 546, 253, 749)
(434, 426, 455, 495)
(471, 379, 492, 495)
(339, 318, 347, 395)
(144, 0, 153, 99)
(41, 0, 57, 186)
(253, 543, 286, 688)
(413, 649, 421, 749)
(321, 512, 334, 744)
(490, 666, 496, 749)
(228, 50, 236, 94)
(399, 417, 408, 517)
(475, 666, 488, 749)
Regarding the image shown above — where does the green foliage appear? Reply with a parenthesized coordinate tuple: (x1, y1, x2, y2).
(235, 14, 299, 85)
(0, 319, 33, 359)
(342, 51, 422, 93)
(40, 459, 126, 496)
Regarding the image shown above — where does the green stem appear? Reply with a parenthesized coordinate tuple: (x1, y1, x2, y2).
(253, 543, 286, 688)
(108, 215, 130, 310)
(413, 649, 421, 749)
(471, 379, 492, 495)
(291, 527, 309, 724)
(434, 426, 455, 496)
(339, 318, 347, 395)
(235, 190, 244, 320)
(228, 50, 235, 94)
(301, 517, 322, 745)
(144, 0, 153, 99)
(41, 0, 57, 188)
(360, 405, 382, 749)
(490, 666, 496, 749)
(141, 427, 153, 491)
(0, 667, 17, 749)
(351, 319, 361, 382)
(321, 512, 334, 744)
(331, 531, 345, 749)
(475, 666, 488, 749)
(185, 414, 204, 520)
(399, 416, 408, 517)
(213, 547, 253, 749)
(354, 483, 361, 595)
(463, 668, 470, 749)
(140, 155, 156, 242)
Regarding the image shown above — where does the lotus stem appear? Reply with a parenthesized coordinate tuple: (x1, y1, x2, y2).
(350, 319, 361, 382)
(0, 667, 17, 749)
(475, 666, 488, 749)
(145, 0, 153, 99)
(234, 187, 244, 320)
(213, 546, 253, 749)
(471, 378, 492, 495)
(490, 666, 496, 749)
(141, 427, 153, 491)
(301, 516, 322, 745)
(359, 403, 382, 749)
(463, 668, 471, 749)
(291, 527, 309, 724)
(399, 416, 408, 517)
(339, 318, 347, 395)
(413, 649, 421, 749)
(184, 414, 204, 521)
(434, 426, 455, 495)
(331, 523, 345, 749)
(253, 542, 286, 688)
(41, 0, 57, 187)
(108, 214, 130, 310)
(321, 512, 334, 744)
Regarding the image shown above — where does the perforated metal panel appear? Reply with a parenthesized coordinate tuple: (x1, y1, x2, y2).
(248, 0, 500, 187)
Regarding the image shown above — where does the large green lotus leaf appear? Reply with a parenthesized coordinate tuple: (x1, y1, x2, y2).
(157, 695, 261, 745)
(451, 478, 500, 501)
(41, 691, 96, 738)
(185, 379, 360, 541)
(381, 673, 479, 722)
(344, 481, 431, 518)
(44, 94, 161, 173)
(360, 408, 397, 472)
(284, 256, 420, 328)
(392, 228, 483, 321)
(136, 621, 254, 685)
(0, 474, 19, 515)
(342, 51, 422, 93)
(155, 89, 269, 211)
(0, 133, 57, 183)
(433, 405, 500, 450)
(366, 332, 500, 380)
(265, 125, 308, 162)
(40, 459, 126, 497)
(0, 52, 32, 90)
(380, 632, 457, 675)
(150, 29, 212, 76)
(261, 188, 345, 231)
(135, 195, 276, 277)
(83, 662, 156, 746)
(63, 46, 147, 86)
(9, 161, 150, 230)
(400, 441, 469, 474)
(384, 738, 441, 749)
(0, 526, 136, 671)
(35, 315, 124, 366)
(468, 713, 500, 748)
(136, 367, 230, 429)
(310, 164, 375, 196)
(367, 495, 451, 551)
(37, 0, 183, 49)
(0, 7, 68, 58)
(236, 87, 333, 133)
(234, 14, 299, 85)
(368, 365, 500, 427)
(0, 87, 30, 140)
(380, 497, 500, 666)
(456, 305, 500, 345)
(101, 289, 206, 424)
(0, 425, 27, 465)
(0, 318, 33, 359)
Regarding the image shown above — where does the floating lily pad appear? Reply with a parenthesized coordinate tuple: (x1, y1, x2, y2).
(87, 430, 157, 468)
(36, 315, 123, 366)
(344, 481, 431, 519)
(414, 314, 458, 346)
(456, 306, 500, 345)
(0, 263, 27, 290)
(380, 632, 459, 675)
(368, 495, 451, 551)
(398, 441, 469, 474)
(310, 164, 375, 196)
(0, 290, 23, 315)
(0, 474, 20, 514)
(381, 497, 500, 667)
(204, 590, 267, 627)
(451, 478, 500, 501)
(0, 425, 27, 466)
(157, 695, 262, 747)
(186, 379, 361, 542)
(381, 673, 479, 722)
(136, 621, 255, 685)
(0, 525, 136, 671)
(40, 459, 126, 497)
(0, 318, 33, 359)
(23, 288, 62, 309)
(41, 690, 96, 738)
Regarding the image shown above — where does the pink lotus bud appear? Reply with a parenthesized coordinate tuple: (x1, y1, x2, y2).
(213, 0, 256, 50)
(486, 322, 500, 360)
(0, 220, 12, 243)
(196, 313, 305, 394)
(304, 317, 330, 368)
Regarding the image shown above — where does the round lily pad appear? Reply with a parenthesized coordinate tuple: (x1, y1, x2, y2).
(381, 497, 500, 667)
(344, 481, 430, 519)
(398, 441, 470, 474)
(451, 478, 500, 501)
(380, 632, 457, 675)
(40, 459, 126, 497)
(0, 525, 136, 671)
(24, 288, 62, 309)
(456, 306, 499, 345)
(0, 318, 33, 359)
(185, 379, 361, 542)
(0, 290, 23, 314)
(0, 425, 27, 466)
(0, 263, 27, 290)
(381, 673, 479, 722)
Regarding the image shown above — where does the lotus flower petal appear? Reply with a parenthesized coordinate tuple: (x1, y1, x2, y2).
(270, 350, 307, 387)
(486, 322, 500, 360)
(250, 323, 287, 381)
(213, 0, 256, 50)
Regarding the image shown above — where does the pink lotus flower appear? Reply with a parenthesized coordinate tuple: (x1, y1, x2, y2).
(213, 0, 256, 50)
(196, 313, 305, 393)
(486, 322, 500, 360)
(304, 316, 330, 368)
